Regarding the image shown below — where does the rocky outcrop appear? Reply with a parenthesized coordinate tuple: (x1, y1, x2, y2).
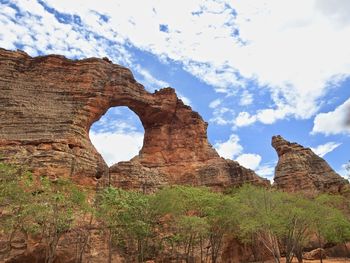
(0, 48, 268, 190)
(272, 135, 348, 193)
(303, 248, 327, 260)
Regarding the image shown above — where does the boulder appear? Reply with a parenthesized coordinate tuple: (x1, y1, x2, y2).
(303, 248, 327, 260)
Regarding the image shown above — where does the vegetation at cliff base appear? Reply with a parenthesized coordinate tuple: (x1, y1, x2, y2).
(0, 162, 90, 263)
(1, 162, 350, 263)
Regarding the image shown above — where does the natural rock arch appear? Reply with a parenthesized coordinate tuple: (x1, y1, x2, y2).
(0, 48, 268, 190)
(89, 106, 145, 166)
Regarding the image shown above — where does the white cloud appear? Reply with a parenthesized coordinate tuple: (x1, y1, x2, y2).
(312, 98, 350, 135)
(311, 142, 342, 157)
(234, 112, 256, 127)
(256, 164, 275, 179)
(235, 153, 261, 170)
(239, 90, 253, 106)
(210, 107, 235, 125)
(178, 93, 192, 106)
(214, 134, 243, 159)
(89, 107, 144, 166)
(215, 134, 274, 180)
(89, 131, 144, 166)
(234, 106, 293, 127)
(338, 162, 349, 179)
(134, 64, 169, 91)
(315, 0, 350, 27)
(209, 98, 222, 109)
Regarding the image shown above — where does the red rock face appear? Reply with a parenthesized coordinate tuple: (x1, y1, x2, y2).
(272, 135, 348, 193)
(0, 48, 268, 189)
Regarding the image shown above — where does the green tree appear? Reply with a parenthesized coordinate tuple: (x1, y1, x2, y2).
(234, 185, 285, 263)
(151, 185, 236, 263)
(0, 162, 35, 253)
(97, 187, 126, 263)
(117, 190, 153, 262)
(30, 177, 88, 263)
(277, 194, 314, 263)
(205, 194, 237, 263)
(0, 162, 89, 263)
(174, 215, 209, 262)
(310, 194, 350, 263)
(97, 187, 154, 263)
(151, 186, 210, 262)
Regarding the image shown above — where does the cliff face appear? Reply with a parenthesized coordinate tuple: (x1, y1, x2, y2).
(0, 48, 268, 190)
(272, 135, 348, 193)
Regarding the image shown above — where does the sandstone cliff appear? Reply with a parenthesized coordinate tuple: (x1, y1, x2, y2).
(0, 48, 268, 190)
(272, 135, 348, 193)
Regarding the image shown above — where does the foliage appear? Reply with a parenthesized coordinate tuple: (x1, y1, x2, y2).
(97, 187, 154, 262)
(30, 177, 89, 263)
(0, 162, 89, 263)
(151, 186, 237, 262)
(1, 161, 350, 263)
(0, 163, 35, 252)
(233, 185, 285, 262)
(232, 185, 350, 263)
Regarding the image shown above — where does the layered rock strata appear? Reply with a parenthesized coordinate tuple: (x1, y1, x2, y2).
(272, 135, 348, 193)
(0, 48, 268, 190)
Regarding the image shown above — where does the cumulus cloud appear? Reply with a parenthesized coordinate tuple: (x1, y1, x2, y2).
(315, 0, 350, 27)
(234, 112, 256, 127)
(311, 142, 342, 157)
(214, 134, 270, 178)
(89, 106, 144, 166)
(209, 99, 222, 109)
(90, 131, 143, 166)
(312, 98, 350, 135)
(256, 164, 276, 179)
(214, 134, 243, 159)
(178, 93, 192, 106)
(134, 64, 169, 91)
(239, 90, 253, 106)
(235, 154, 261, 170)
(337, 162, 349, 180)
(210, 107, 235, 126)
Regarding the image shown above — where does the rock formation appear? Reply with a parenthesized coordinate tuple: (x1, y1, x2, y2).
(272, 135, 348, 193)
(0, 48, 268, 190)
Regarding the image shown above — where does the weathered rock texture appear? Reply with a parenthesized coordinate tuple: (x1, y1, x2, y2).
(272, 135, 348, 193)
(0, 48, 268, 190)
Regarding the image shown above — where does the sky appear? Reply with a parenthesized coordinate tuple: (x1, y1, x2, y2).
(1, 0, 349, 181)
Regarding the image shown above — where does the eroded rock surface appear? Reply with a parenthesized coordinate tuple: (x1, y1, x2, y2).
(272, 135, 348, 193)
(0, 48, 268, 190)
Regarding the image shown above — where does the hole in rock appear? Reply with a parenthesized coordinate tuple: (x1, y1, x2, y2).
(89, 107, 144, 167)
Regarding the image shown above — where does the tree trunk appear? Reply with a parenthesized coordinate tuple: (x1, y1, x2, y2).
(295, 246, 303, 263)
(199, 237, 203, 263)
(108, 229, 112, 263)
(318, 236, 323, 263)
(46, 236, 59, 263)
(344, 242, 349, 257)
(273, 254, 280, 263)
(210, 233, 223, 263)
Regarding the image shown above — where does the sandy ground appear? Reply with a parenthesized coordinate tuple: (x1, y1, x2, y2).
(256, 259, 349, 263)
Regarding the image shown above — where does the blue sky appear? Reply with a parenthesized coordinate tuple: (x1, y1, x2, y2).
(1, 0, 349, 181)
